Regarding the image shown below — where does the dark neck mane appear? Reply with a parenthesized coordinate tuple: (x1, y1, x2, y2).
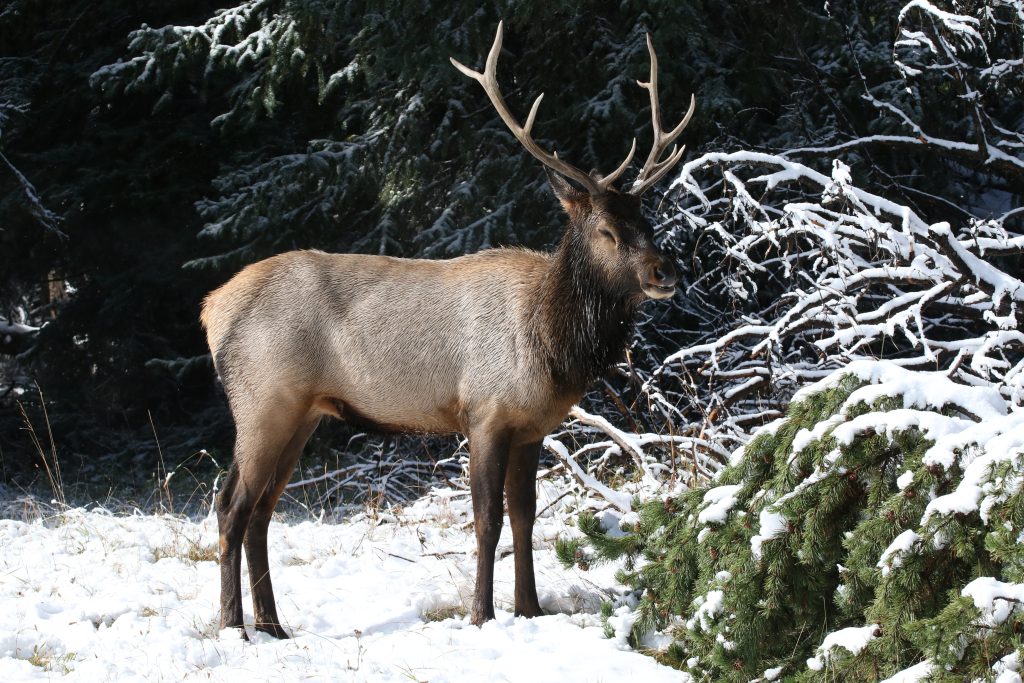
(532, 226, 638, 391)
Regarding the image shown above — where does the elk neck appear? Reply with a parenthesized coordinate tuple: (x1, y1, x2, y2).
(530, 222, 639, 392)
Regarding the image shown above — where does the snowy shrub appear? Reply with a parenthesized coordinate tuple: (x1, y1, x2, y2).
(561, 362, 1024, 681)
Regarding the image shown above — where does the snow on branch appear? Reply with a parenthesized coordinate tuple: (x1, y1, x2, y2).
(0, 150, 63, 237)
(543, 435, 634, 513)
(89, 0, 320, 128)
(645, 148, 1024, 460)
(284, 438, 465, 512)
(784, 1, 1023, 183)
(0, 318, 40, 356)
(184, 139, 370, 269)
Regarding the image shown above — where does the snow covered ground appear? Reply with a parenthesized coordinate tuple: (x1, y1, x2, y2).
(0, 482, 681, 682)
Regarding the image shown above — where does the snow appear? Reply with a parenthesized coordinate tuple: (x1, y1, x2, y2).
(0, 321, 40, 336)
(822, 159, 853, 203)
(791, 360, 1007, 420)
(776, 358, 1024, 538)
(563, 406, 674, 489)
(994, 651, 1022, 683)
(697, 485, 740, 525)
(595, 509, 629, 538)
(542, 437, 633, 513)
(879, 659, 934, 683)
(604, 605, 638, 644)
(877, 530, 921, 576)
(923, 483, 983, 521)
(922, 410, 1024, 524)
(961, 577, 1024, 627)
(0, 490, 685, 682)
(831, 408, 972, 448)
(806, 624, 879, 670)
(930, 222, 1024, 305)
(922, 409, 1024, 471)
(686, 590, 724, 631)
(897, 2, 981, 47)
(791, 413, 845, 453)
(750, 508, 787, 561)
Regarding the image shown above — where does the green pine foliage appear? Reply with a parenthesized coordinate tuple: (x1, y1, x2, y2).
(564, 369, 1024, 681)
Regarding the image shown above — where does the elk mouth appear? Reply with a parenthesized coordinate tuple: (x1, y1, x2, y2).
(642, 282, 676, 300)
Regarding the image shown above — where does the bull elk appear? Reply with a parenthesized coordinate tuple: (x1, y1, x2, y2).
(201, 21, 695, 637)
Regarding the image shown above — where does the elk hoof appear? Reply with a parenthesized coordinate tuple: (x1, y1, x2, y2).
(255, 622, 291, 639)
(470, 607, 495, 627)
(514, 604, 544, 619)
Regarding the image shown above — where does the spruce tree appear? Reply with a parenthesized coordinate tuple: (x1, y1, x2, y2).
(562, 364, 1024, 681)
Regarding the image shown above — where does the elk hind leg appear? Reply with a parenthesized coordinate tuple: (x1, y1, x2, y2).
(217, 405, 303, 637)
(244, 414, 320, 638)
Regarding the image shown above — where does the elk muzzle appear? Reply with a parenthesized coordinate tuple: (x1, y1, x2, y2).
(640, 256, 678, 299)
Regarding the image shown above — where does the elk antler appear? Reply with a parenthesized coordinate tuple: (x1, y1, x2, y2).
(451, 22, 636, 195)
(629, 33, 696, 195)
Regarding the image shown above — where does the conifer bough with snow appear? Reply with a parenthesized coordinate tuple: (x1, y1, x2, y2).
(561, 360, 1024, 681)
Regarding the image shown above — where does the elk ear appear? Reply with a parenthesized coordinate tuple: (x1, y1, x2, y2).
(546, 168, 589, 216)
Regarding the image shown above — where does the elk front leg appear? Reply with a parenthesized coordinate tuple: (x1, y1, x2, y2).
(468, 428, 510, 626)
(505, 440, 543, 618)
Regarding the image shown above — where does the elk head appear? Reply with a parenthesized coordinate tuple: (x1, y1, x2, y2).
(451, 22, 695, 302)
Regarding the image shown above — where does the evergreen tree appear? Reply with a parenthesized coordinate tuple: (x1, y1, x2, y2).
(0, 0, 231, 481)
(561, 364, 1024, 680)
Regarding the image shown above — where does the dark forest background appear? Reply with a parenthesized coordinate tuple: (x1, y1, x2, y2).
(2, 0, 1020, 505)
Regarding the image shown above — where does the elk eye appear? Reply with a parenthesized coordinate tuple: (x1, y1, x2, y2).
(598, 227, 618, 244)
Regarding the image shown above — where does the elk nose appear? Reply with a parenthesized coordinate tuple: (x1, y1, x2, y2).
(652, 259, 677, 286)
(641, 257, 678, 300)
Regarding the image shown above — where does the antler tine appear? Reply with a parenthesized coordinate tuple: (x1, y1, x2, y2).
(596, 138, 637, 191)
(451, 22, 602, 195)
(629, 33, 696, 195)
